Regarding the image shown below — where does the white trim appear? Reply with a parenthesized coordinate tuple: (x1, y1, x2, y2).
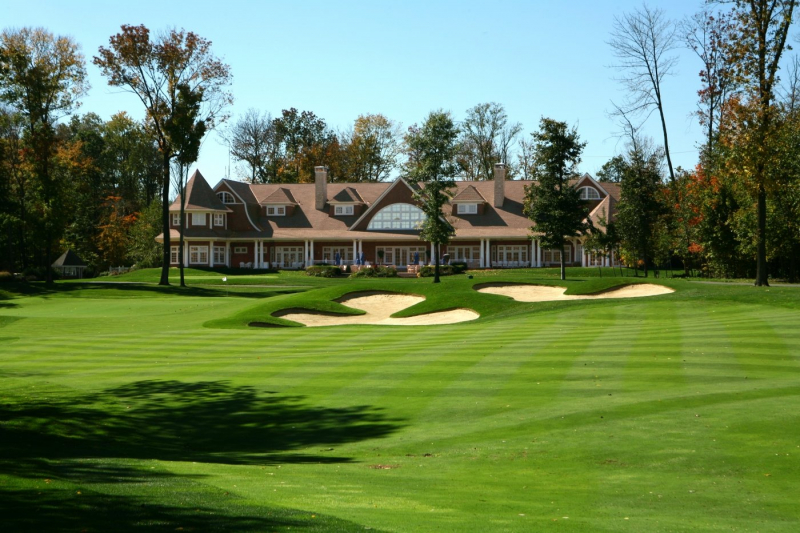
(578, 173, 609, 196)
(213, 179, 261, 232)
(348, 177, 419, 230)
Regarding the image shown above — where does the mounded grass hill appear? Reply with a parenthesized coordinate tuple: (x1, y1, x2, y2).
(1, 268, 799, 531)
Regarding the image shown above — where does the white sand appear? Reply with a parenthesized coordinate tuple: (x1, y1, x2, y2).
(477, 283, 673, 302)
(279, 291, 479, 327)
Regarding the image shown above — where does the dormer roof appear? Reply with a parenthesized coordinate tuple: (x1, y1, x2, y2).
(261, 188, 298, 205)
(330, 186, 364, 204)
(451, 184, 486, 203)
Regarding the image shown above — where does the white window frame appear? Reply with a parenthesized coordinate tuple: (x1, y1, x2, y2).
(367, 203, 426, 231)
(233, 246, 248, 254)
(172, 213, 180, 226)
(322, 246, 354, 263)
(457, 203, 478, 214)
(213, 213, 224, 226)
(191, 213, 206, 226)
(170, 246, 179, 264)
(579, 187, 601, 200)
(217, 191, 235, 204)
(267, 206, 286, 216)
(189, 246, 208, 265)
(334, 205, 354, 216)
(213, 246, 226, 265)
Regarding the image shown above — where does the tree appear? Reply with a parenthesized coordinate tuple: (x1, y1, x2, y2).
(128, 198, 163, 268)
(0, 106, 27, 271)
(403, 111, 460, 283)
(718, 0, 796, 286)
(616, 137, 666, 277)
(168, 83, 207, 287)
(225, 108, 276, 183)
(523, 118, 591, 281)
(272, 108, 334, 183)
(609, 4, 678, 182)
(341, 113, 403, 182)
(596, 155, 627, 183)
(458, 102, 522, 180)
(94, 25, 232, 286)
(683, 9, 738, 159)
(0, 27, 88, 282)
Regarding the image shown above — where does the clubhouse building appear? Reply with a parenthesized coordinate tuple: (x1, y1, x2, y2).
(158, 164, 620, 270)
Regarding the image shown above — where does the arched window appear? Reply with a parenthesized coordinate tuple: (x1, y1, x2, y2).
(217, 191, 235, 204)
(579, 186, 601, 200)
(367, 203, 426, 230)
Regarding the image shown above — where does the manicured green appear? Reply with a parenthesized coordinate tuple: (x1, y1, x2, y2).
(1, 270, 799, 532)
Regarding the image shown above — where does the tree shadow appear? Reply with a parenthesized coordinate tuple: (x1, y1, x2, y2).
(1, 281, 294, 299)
(1, 379, 402, 465)
(0, 484, 384, 532)
(0, 380, 399, 531)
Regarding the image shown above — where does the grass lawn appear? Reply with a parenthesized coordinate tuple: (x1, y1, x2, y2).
(1, 268, 799, 531)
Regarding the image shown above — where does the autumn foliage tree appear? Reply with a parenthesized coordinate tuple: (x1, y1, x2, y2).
(94, 25, 232, 285)
(0, 27, 88, 282)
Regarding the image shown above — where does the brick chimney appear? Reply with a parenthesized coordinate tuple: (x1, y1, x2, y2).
(493, 163, 506, 207)
(315, 166, 328, 210)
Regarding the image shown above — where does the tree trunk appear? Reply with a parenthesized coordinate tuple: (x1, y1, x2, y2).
(560, 243, 566, 281)
(657, 103, 675, 182)
(433, 243, 440, 283)
(755, 183, 769, 286)
(159, 153, 171, 286)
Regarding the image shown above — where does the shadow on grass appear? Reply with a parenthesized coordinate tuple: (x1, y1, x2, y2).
(0, 482, 384, 532)
(0, 379, 402, 465)
(0, 380, 399, 531)
(2, 281, 296, 299)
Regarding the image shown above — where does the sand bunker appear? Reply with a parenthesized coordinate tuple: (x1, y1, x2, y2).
(277, 291, 479, 327)
(476, 283, 673, 302)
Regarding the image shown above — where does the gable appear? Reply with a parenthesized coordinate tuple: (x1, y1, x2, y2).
(350, 178, 420, 232)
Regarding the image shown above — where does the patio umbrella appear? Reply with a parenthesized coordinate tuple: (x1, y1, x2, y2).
(360, 251, 366, 265)
(334, 251, 341, 266)
(414, 251, 419, 265)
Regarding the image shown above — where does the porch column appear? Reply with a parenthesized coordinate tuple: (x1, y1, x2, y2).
(310, 240, 315, 265)
(254, 241, 258, 268)
(303, 240, 309, 267)
(485, 239, 491, 268)
(210, 240, 215, 267)
(536, 239, 542, 267)
(430, 242, 435, 265)
(610, 250, 615, 267)
(479, 238, 485, 268)
(226, 242, 230, 267)
(183, 242, 189, 267)
(530, 240, 534, 267)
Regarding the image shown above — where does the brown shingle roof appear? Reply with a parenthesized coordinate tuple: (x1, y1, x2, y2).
(451, 184, 486, 203)
(200, 176, 618, 241)
(331, 187, 364, 203)
(170, 170, 231, 212)
(261, 188, 298, 205)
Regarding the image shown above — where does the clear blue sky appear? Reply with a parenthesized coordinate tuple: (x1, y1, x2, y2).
(4, 0, 712, 185)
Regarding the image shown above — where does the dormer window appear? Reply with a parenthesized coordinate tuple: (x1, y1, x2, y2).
(267, 206, 286, 216)
(579, 187, 601, 200)
(217, 191, 235, 204)
(213, 213, 224, 226)
(457, 203, 478, 215)
(334, 205, 354, 216)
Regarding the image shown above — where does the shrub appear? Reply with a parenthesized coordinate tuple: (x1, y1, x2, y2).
(418, 265, 457, 277)
(450, 261, 468, 274)
(349, 266, 398, 278)
(306, 265, 342, 277)
(0, 271, 13, 283)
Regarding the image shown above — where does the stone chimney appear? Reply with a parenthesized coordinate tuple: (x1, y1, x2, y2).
(315, 166, 328, 210)
(493, 163, 506, 208)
